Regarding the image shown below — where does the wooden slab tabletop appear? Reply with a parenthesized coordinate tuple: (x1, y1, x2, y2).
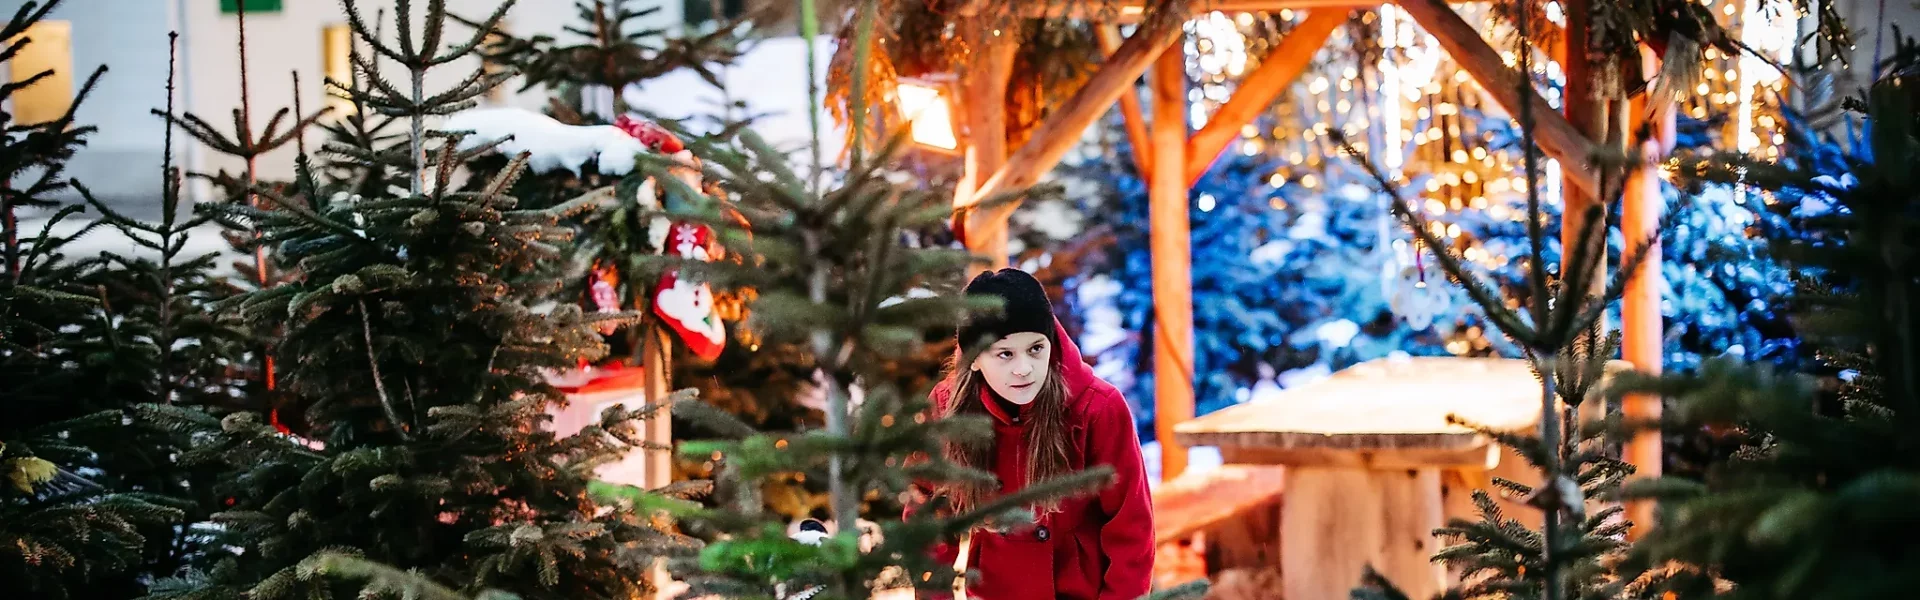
(1173, 357, 1548, 453)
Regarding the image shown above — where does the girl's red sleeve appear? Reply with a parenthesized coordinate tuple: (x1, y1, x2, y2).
(1087, 390, 1154, 600)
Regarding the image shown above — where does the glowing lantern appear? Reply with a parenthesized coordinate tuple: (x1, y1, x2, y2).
(894, 76, 959, 153)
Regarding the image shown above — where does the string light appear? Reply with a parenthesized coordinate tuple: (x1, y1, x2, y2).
(1174, 0, 1789, 304)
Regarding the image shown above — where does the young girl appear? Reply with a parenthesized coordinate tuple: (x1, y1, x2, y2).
(920, 268, 1154, 600)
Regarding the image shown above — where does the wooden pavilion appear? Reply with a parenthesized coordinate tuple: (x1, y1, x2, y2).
(924, 0, 1670, 531)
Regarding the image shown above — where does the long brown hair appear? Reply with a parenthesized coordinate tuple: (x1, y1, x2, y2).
(937, 346, 1075, 514)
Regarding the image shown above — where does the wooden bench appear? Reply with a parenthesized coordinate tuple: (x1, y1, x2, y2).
(1150, 463, 1287, 591)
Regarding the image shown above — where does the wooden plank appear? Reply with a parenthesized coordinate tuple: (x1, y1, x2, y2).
(1560, 0, 1604, 296)
(1184, 9, 1344, 187)
(1395, 0, 1600, 199)
(1220, 444, 1498, 469)
(1620, 44, 1671, 540)
(1150, 465, 1287, 544)
(962, 0, 1384, 18)
(961, 6, 1184, 262)
(1097, 24, 1155, 177)
(1149, 42, 1196, 482)
(642, 328, 674, 489)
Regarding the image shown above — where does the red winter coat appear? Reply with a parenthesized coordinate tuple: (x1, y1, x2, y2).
(914, 318, 1154, 600)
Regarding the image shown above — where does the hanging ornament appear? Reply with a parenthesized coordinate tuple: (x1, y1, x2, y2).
(651, 222, 726, 360)
(588, 261, 623, 336)
(1388, 243, 1451, 331)
(613, 114, 687, 154)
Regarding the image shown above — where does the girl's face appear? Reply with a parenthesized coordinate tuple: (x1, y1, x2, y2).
(971, 332, 1052, 405)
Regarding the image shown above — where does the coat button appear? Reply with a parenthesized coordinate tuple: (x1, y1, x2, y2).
(1035, 526, 1050, 541)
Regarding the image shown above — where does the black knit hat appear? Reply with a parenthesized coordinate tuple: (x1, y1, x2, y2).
(958, 268, 1057, 353)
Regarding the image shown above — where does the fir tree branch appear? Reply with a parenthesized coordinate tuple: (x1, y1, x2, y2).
(357, 298, 412, 440)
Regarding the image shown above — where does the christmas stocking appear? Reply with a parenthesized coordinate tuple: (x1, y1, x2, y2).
(651, 221, 726, 360)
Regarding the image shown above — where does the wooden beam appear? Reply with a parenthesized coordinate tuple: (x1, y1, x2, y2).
(1620, 45, 1670, 540)
(1150, 43, 1195, 483)
(1395, 0, 1600, 198)
(643, 327, 673, 490)
(954, 26, 1019, 225)
(962, 5, 1183, 263)
(1097, 24, 1154, 177)
(1559, 0, 1600, 281)
(963, 0, 1380, 18)
(1184, 9, 1344, 187)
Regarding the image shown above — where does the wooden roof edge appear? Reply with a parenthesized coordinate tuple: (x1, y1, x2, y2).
(963, 0, 1483, 20)
(1174, 429, 1486, 450)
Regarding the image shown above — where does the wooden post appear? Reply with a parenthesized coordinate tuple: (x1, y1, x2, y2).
(1097, 24, 1155, 177)
(1620, 45, 1670, 539)
(644, 328, 673, 598)
(955, 25, 1019, 262)
(963, 7, 1184, 264)
(1184, 9, 1344, 187)
(1395, 0, 1600, 199)
(1150, 40, 1195, 482)
(642, 326, 674, 490)
(1559, 0, 1600, 278)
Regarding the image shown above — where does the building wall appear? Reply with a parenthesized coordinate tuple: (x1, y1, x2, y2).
(34, 0, 174, 205)
(35, 0, 683, 206)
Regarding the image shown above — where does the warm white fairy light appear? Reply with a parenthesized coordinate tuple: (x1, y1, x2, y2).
(1736, 0, 1795, 153)
(1186, 11, 1249, 130)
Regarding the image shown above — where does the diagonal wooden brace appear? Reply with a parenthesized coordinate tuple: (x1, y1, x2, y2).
(1395, 0, 1600, 198)
(1097, 24, 1155, 178)
(960, 4, 1185, 262)
(1185, 9, 1346, 188)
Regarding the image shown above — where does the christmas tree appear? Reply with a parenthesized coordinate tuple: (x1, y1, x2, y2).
(144, 1, 692, 598)
(1603, 32, 1920, 600)
(454, 0, 834, 515)
(154, 0, 331, 436)
(452, 0, 751, 361)
(71, 31, 263, 584)
(1334, 1, 1684, 596)
(1, 2, 205, 597)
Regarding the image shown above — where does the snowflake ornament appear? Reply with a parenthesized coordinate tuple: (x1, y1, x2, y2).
(1387, 255, 1450, 331)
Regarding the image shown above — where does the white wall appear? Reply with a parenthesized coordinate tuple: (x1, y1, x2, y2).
(174, 0, 660, 194)
(35, 0, 175, 204)
(624, 35, 843, 162)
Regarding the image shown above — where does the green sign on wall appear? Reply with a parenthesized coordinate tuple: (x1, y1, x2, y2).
(220, 0, 283, 14)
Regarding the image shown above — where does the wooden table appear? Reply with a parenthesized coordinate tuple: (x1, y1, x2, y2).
(1173, 357, 1551, 600)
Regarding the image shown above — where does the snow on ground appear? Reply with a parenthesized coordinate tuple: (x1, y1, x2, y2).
(15, 205, 235, 263)
(1144, 442, 1222, 489)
